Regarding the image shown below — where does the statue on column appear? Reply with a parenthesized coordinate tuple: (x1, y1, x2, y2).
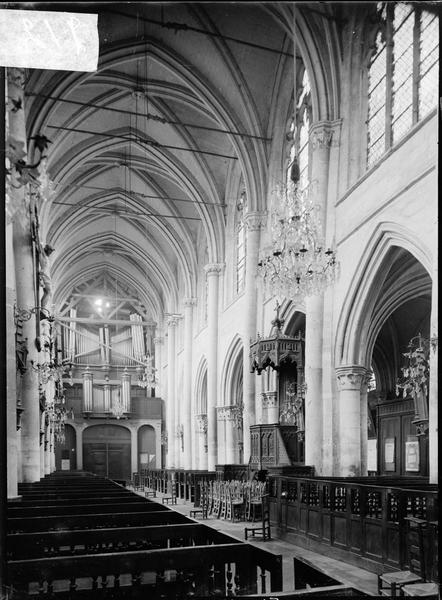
(38, 240, 55, 314)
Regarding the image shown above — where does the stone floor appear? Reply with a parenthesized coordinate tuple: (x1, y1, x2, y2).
(134, 489, 380, 596)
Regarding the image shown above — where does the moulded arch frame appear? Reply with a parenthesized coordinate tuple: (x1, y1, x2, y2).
(335, 222, 433, 369)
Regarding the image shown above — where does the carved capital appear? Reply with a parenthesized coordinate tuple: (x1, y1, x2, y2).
(217, 406, 235, 421)
(7, 68, 26, 89)
(166, 314, 180, 328)
(153, 336, 164, 345)
(244, 211, 267, 232)
(183, 297, 197, 308)
(310, 119, 342, 150)
(336, 365, 371, 392)
(261, 391, 278, 409)
(204, 263, 224, 277)
(195, 413, 208, 433)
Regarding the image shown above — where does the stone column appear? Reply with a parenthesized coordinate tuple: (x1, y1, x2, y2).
(14, 238, 41, 482)
(304, 121, 339, 475)
(262, 391, 279, 424)
(196, 414, 208, 470)
(44, 418, 51, 475)
(335, 365, 370, 477)
(242, 212, 266, 464)
(50, 424, 55, 472)
(6, 225, 19, 497)
(183, 298, 196, 470)
(166, 316, 179, 468)
(153, 335, 164, 398)
(428, 273, 438, 484)
(205, 264, 223, 471)
(220, 407, 236, 464)
(40, 411, 45, 477)
(121, 369, 131, 413)
(82, 368, 93, 412)
(76, 427, 83, 470)
(131, 427, 138, 476)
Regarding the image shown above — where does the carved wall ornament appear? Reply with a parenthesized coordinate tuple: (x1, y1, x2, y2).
(244, 211, 267, 232)
(310, 119, 342, 150)
(261, 391, 278, 409)
(204, 263, 225, 277)
(335, 365, 371, 391)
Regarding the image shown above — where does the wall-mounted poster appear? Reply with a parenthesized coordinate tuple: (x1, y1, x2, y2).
(384, 437, 396, 471)
(405, 436, 420, 472)
(367, 439, 377, 472)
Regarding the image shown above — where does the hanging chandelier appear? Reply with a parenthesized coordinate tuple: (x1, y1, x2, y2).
(257, 3, 338, 302)
(137, 353, 159, 388)
(111, 389, 125, 419)
(257, 176, 339, 301)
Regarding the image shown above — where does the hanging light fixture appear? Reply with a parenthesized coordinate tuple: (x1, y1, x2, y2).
(111, 388, 125, 419)
(257, 5, 338, 301)
(137, 352, 159, 388)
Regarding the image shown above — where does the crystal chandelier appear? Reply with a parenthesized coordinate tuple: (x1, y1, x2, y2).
(258, 177, 339, 301)
(137, 353, 159, 388)
(111, 389, 125, 419)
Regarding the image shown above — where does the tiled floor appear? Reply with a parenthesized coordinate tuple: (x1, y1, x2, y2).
(134, 489, 380, 596)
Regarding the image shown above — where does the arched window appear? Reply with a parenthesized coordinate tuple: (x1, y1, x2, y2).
(367, 3, 439, 168)
(286, 68, 311, 190)
(235, 191, 247, 294)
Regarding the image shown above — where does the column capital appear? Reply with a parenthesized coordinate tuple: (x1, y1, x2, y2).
(309, 119, 342, 150)
(7, 68, 26, 88)
(165, 314, 181, 328)
(244, 211, 267, 232)
(217, 406, 235, 421)
(261, 391, 278, 408)
(183, 297, 197, 307)
(204, 263, 225, 277)
(195, 413, 208, 432)
(336, 365, 371, 391)
(153, 336, 164, 345)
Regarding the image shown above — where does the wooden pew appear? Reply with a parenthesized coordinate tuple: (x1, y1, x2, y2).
(7, 523, 241, 560)
(8, 509, 190, 533)
(8, 494, 146, 507)
(8, 543, 283, 598)
(8, 500, 166, 518)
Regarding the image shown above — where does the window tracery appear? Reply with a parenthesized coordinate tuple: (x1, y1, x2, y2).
(367, 3, 439, 167)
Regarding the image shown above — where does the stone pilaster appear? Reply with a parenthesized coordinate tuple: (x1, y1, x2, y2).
(182, 298, 196, 470)
(166, 315, 179, 467)
(242, 212, 266, 464)
(204, 264, 224, 471)
(195, 413, 208, 470)
(335, 365, 371, 477)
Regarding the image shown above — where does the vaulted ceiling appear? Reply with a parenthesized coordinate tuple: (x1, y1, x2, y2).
(21, 2, 342, 325)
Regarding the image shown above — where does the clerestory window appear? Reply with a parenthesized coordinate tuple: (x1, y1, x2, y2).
(367, 2, 439, 168)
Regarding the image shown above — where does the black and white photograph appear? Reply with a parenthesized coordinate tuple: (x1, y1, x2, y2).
(0, 2, 439, 598)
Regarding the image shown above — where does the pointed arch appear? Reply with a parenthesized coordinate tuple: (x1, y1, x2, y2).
(220, 335, 244, 407)
(335, 222, 433, 368)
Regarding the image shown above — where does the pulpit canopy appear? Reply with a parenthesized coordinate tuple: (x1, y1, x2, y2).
(250, 306, 304, 374)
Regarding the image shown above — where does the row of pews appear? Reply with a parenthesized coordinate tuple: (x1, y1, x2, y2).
(7, 471, 284, 599)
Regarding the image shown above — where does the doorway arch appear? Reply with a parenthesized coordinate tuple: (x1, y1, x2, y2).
(83, 424, 131, 480)
(55, 424, 77, 471)
(138, 425, 156, 470)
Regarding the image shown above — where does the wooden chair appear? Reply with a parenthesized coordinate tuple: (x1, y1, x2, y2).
(400, 520, 439, 598)
(246, 481, 266, 522)
(229, 481, 245, 522)
(162, 479, 177, 505)
(378, 517, 434, 597)
(244, 493, 271, 541)
(190, 482, 208, 519)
